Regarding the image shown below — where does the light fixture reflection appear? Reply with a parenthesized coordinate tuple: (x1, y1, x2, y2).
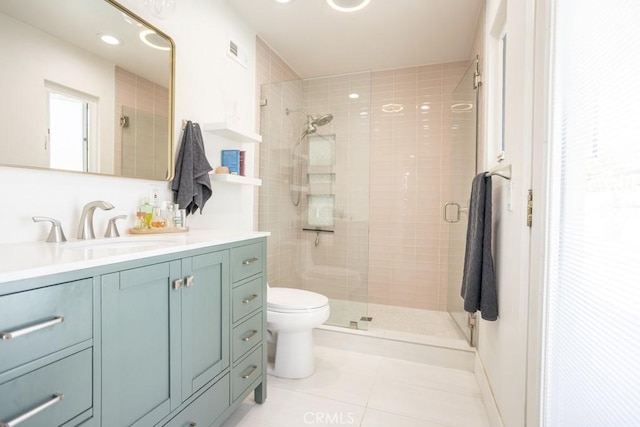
(326, 0, 371, 13)
(139, 29, 171, 51)
(381, 103, 403, 113)
(451, 103, 474, 112)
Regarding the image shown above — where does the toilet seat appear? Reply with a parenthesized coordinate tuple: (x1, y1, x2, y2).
(267, 287, 329, 313)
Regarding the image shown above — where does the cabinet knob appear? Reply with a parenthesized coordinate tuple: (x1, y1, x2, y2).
(186, 275, 195, 287)
(189, 423, 197, 427)
(173, 279, 183, 290)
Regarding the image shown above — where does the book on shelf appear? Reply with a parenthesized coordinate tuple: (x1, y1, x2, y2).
(221, 149, 240, 175)
(239, 150, 246, 176)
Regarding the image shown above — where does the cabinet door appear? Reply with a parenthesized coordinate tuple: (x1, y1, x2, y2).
(102, 261, 181, 427)
(181, 250, 230, 400)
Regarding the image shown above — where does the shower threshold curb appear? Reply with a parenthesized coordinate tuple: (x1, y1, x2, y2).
(314, 324, 476, 372)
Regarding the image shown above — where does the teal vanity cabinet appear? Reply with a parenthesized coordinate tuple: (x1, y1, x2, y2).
(0, 234, 267, 427)
(0, 276, 96, 427)
(101, 249, 231, 427)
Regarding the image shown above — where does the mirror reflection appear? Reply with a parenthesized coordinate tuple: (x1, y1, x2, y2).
(0, 0, 174, 180)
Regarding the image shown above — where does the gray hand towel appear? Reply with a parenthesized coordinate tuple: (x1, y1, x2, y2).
(460, 173, 498, 321)
(172, 121, 213, 215)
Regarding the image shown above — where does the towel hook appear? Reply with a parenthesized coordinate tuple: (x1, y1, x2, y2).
(485, 164, 511, 180)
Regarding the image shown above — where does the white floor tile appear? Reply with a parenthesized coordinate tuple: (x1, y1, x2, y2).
(361, 408, 449, 427)
(267, 346, 380, 406)
(222, 330, 490, 427)
(376, 357, 481, 397)
(222, 387, 365, 427)
(368, 379, 489, 427)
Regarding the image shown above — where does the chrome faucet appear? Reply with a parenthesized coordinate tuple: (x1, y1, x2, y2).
(77, 200, 115, 239)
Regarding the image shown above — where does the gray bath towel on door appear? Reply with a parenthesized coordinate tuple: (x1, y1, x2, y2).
(460, 173, 498, 321)
(172, 121, 213, 215)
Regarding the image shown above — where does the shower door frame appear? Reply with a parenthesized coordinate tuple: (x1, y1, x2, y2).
(445, 56, 481, 346)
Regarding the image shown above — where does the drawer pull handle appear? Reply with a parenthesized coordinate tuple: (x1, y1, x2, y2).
(1, 316, 64, 340)
(241, 365, 258, 379)
(186, 275, 195, 287)
(0, 393, 63, 427)
(241, 330, 258, 342)
(242, 257, 259, 265)
(242, 294, 259, 304)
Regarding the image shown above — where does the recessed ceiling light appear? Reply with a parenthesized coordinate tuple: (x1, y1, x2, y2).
(274, 0, 293, 3)
(98, 33, 122, 46)
(139, 29, 171, 51)
(420, 103, 431, 111)
(349, 93, 360, 99)
(326, 0, 371, 13)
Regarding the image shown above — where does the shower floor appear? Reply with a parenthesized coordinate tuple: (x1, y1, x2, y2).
(325, 299, 469, 349)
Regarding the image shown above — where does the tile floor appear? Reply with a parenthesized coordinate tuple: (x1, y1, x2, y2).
(221, 345, 490, 427)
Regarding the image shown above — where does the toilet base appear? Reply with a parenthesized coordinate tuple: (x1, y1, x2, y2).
(268, 329, 316, 379)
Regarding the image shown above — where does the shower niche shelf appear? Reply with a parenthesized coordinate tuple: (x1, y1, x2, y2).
(209, 173, 262, 186)
(202, 121, 262, 143)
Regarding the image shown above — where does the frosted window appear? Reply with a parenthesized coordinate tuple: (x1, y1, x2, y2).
(543, 1, 640, 425)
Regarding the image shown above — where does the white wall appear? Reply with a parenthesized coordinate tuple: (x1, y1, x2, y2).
(476, 0, 535, 426)
(0, 0, 258, 244)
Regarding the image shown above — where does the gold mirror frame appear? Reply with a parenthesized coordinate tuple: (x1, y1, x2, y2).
(0, 0, 175, 180)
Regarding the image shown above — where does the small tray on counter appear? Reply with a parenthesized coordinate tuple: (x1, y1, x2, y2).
(128, 227, 189, 235)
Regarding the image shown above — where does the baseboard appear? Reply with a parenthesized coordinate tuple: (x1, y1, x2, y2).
(474, 353, 505, 427)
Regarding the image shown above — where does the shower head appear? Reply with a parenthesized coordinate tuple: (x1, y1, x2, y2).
(305, 113, 334, 134)
(313, 113, 334, 127)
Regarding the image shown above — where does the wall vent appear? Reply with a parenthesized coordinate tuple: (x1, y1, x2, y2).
(229, 40, 238, 57)
(227, 37, 247, 68)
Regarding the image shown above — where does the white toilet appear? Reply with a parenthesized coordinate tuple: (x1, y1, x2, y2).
(266, 285, 330, 379)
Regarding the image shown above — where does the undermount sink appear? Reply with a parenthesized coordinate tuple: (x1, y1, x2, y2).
(62, 236, 182, 250)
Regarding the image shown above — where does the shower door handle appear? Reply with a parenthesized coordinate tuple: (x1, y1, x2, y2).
(443, 202, 461, 223)
(443, 202, 470, 223)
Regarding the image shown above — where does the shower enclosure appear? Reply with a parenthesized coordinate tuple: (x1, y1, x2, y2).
(260, 62, 479, 344)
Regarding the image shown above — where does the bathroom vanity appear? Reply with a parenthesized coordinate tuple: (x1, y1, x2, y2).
(0, 231, 268, 427)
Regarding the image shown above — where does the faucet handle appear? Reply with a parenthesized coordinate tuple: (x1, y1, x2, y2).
(104, 215, 127, 238)
(32, 216, 67, 243)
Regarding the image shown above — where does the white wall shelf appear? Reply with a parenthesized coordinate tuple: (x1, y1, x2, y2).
(209, 173, 262, 186)
(203, 121, 262, 143)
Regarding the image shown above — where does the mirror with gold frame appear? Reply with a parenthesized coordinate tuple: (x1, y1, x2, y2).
(0, 0, 175, 180)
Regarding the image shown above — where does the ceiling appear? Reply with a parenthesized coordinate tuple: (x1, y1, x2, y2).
(224, 0, 483, 79)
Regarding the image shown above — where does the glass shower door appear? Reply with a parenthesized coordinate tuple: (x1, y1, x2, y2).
(445, 57, 479, 345)
(259, 74, 371, 331)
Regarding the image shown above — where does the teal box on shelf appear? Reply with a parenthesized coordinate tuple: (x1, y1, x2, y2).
(221, 149, 240, 175)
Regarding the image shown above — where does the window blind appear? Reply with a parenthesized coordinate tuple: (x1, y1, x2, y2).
(543, 1, 640, 425)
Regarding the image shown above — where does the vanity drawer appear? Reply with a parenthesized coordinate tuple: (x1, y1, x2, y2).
(163, 374, 229, 427)
(0, 348, 93, 427)
(0, 278, 93, 374)
(232, 312, 263, 362)
(230, 242, 263, 284)
(232, 277, 263, 323)
(232, 347, 263, 401)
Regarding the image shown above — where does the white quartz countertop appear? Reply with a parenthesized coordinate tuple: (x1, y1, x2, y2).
(0, 229, 270, 284)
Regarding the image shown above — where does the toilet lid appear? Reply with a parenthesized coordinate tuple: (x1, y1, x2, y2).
(267, 287, 329, 311)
